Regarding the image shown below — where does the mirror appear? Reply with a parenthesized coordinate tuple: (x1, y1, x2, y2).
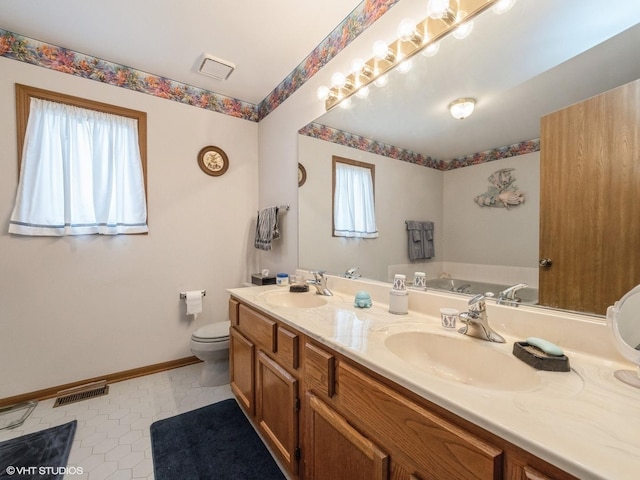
(298, 0, 640, 314)
(606, 285, 640, 388)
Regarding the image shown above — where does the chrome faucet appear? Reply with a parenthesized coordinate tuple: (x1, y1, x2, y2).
(458, 294, 505, 343)
(306, 271, 333, 296)
(343, 266, 361, 279)
(497, 283, 528, 306)
(452, 283, 471, 294)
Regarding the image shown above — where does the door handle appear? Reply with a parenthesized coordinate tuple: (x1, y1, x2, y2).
(539, 258, 553, 268)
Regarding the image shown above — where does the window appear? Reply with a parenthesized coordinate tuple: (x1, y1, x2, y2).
(332, 156, 378, 238)
(9, 84, 148, 236)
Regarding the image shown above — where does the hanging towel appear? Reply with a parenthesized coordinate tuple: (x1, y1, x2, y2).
(254, 206, 280, 251)
(405, 221, 435, 260)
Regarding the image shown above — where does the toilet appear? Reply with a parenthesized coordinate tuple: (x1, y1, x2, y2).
(190, 320, 230, 387)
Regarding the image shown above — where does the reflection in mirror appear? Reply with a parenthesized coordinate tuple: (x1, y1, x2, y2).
(298, 0, 640, 315)
(332, 157, 378, 239)
(607, 285, 640, 389)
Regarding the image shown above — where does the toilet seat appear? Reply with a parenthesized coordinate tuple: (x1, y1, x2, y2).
(191, 321, 230, 343)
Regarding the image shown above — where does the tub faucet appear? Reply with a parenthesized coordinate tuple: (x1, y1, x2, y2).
(306, 271, 333, 296)
(344, 266, 361, 279)
(458, 294, 505, 343)
(497, 283, 528, 306)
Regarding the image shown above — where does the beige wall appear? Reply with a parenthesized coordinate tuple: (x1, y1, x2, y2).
(443, 152, 540, 268)
(0, 58, 259, 398)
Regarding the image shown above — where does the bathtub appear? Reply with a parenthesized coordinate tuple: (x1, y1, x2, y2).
(421, 278, 538, 305)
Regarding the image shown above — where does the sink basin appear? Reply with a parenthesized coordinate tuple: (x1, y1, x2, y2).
(385, 331, 541, 391)
(260, 290, 328, 308)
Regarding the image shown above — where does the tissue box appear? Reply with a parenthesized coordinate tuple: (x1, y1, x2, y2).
(251, 273, 276, 285)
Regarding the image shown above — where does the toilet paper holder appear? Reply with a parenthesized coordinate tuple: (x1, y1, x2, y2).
(179, 290, 206, 299)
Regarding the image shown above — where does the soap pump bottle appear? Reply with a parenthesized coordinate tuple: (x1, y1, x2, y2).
(389, 274, 409, 315)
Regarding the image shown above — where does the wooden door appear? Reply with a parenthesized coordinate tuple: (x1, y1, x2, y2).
(256, 351, 299, 474)
(305, 392, 389, 480)
(539, 79, 640, 314)
(229, 327, 255, 415)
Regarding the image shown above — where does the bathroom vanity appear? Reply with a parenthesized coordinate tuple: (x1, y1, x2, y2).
(227, 277, 639, 480)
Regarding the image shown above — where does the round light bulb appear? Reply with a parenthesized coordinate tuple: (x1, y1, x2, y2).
(422, 42, 440, 57)
(372, 40, 390, 60)
(331, 72, 347, 89)
(396, 59, 413, 74)
(317, 86, 330, 101)
(427, 0, 450, 19)
(339, 97, 352, 109)
(397, 18, 417, 42)
(493, 0, 516, 14)
(374, 74, 388, 88)
(351, 58, 366, 75)
(355, 86, 370, 99)
(453, 20, 474, 39)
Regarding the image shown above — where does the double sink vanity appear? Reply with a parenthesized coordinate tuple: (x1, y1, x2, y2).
(227, 273, 639, 480)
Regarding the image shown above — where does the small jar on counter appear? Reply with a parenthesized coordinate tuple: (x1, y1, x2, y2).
(276, 273, 289, 286)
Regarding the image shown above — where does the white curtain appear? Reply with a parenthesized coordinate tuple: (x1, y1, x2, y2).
(9, 98, 148, 236)
(334, 162, 378, 238)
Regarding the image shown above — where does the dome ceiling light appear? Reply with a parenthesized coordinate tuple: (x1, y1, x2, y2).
(448, 98, 476, 119)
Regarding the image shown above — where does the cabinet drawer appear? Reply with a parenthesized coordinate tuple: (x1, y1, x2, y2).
(336, 362, 503, 480)
(238, 304, 276, 352)
(304, 342, 335, 397)
(277, 326, 299, 370)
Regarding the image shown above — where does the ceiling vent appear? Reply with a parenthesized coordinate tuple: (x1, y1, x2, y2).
(198, 54, 235, 81)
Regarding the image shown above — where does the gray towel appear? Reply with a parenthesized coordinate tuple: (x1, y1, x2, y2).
(406, 220, 434, 260)
(255, 206, 280, 251)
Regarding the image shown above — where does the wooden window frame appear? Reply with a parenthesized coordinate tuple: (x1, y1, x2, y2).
(14, 83, 148, 202)
(331, 155, 376, 238)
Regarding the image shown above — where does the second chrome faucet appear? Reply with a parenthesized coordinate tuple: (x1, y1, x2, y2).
(458, 294, 505, 343)
(306, 270, 333, 296)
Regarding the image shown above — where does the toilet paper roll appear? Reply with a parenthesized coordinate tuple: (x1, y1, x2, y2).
(185, 291, 203, 317)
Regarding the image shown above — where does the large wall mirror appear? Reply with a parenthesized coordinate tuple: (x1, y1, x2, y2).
(299, 0, 640, 315)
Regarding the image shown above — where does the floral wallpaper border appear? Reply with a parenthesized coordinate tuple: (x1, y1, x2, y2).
(299, 122, 444, 169)
(0, 0, 401, 123)
(257, 0, 401, 119)
(0, 29, 260, 121)
(300, 122, 540, 171)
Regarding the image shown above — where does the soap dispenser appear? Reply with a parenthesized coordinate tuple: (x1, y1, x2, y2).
(389, 274, 409, 315)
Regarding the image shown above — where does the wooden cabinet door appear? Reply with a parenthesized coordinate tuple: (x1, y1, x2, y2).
(306, 392, 389, 480)
(539, 79, 640, 314)
(229, 327, 255, 415)
(256, 351, 299, 474)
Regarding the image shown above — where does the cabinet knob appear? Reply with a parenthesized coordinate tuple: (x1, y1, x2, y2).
(539, 258, 553, 268)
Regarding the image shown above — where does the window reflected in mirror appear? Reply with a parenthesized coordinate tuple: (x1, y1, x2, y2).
(332, 156, 378, 239)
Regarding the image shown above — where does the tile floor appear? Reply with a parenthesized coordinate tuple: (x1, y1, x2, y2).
(0, 363, 234, 479)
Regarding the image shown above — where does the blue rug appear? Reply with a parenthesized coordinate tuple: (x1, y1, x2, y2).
(0, 420, 77, 480)
(150, 398, 285, 480)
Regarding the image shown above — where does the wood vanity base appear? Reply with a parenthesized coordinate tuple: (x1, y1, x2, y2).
(229, 297, 578, 480)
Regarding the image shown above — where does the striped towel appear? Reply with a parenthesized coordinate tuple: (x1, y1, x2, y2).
(254, 206, 280, 251)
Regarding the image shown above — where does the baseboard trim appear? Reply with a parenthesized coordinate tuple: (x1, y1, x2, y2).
(0, 356, 201, 408)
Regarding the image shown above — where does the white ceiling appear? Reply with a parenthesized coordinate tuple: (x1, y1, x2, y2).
(0, 0, 363, 105)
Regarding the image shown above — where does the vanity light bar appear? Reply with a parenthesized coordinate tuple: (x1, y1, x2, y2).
(324, 0, 500, 111)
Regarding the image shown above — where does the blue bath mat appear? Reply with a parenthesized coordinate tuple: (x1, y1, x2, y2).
(0, 420, 77, 480)
(150, 398, 285, 480)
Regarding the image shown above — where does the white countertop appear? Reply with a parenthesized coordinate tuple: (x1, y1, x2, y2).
(228, 278, 640, 480)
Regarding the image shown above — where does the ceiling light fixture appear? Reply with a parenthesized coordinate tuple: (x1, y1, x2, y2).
(492, 0, 516, 14)
(453, 12, 474, 39)
(318, 0, 504, 110)
(197, 54, 235, 81)
(449, 98, 476, 119)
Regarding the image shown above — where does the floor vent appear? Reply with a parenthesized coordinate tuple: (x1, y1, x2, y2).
(53, 380, 109, 407)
